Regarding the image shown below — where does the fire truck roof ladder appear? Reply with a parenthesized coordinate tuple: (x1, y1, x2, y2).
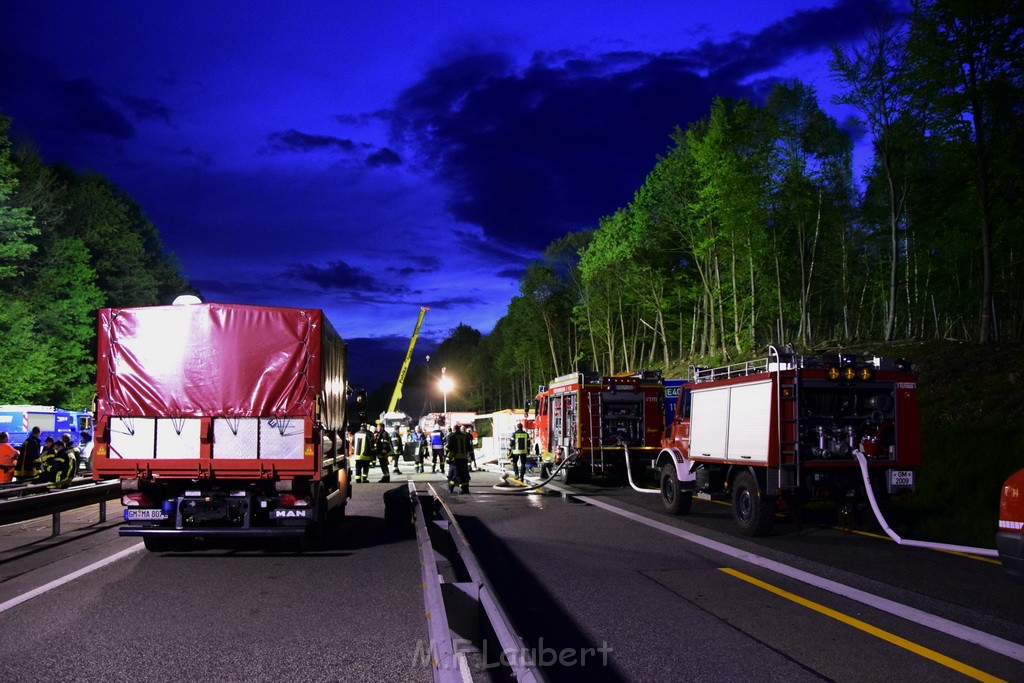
(771, 344, 801, 491)
(587, 391, 602, 472)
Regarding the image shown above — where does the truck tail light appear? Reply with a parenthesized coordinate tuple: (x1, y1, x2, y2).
(122, 492, 153, 507)
(278, 493, 310, 507)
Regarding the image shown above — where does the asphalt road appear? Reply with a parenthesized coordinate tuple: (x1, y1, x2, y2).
(1, 469, 1022, 682)
(440, 472, 1024, 682)
(0, 481, 433, 682)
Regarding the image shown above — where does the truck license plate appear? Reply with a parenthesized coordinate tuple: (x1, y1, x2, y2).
(125, 509, 168, 521)
(888, 470, 914, 489)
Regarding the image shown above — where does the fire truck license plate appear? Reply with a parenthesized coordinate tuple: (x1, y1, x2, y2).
(126, 509, 168, 521)
(889, 470, 914, 488)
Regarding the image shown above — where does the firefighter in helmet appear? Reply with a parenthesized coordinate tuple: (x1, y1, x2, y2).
(509, 423, 531, 481)
(352, 423, 373, 483)
(37, 438, 76, 489)
(445, 424, 472, 494)
(389, 427, 404, 475)
(372, 423, 392, 483)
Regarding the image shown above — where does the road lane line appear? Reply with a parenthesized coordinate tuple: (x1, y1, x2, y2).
(721, 567, 1005, 683)
(0, 542, 145, 614)
(574, 493, 1024, 663)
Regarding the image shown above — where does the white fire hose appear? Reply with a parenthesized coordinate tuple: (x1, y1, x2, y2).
(853, 451, 998, 557)
(490, 452, 578, 493)
(622, 444, 660, 494)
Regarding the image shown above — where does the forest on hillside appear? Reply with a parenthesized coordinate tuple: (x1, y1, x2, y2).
(404, 1, 1023, 415)
(1, 1, 1021, 418)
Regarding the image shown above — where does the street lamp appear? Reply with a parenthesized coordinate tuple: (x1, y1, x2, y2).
(438, 367, 453, 427)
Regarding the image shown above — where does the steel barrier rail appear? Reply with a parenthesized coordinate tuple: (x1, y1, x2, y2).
(0, 480, 121, 536)
(412, 481, 546, 683)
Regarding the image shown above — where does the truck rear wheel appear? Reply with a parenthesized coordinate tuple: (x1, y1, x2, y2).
(732, 470, 774, 536)
(661, 464, 692, 515)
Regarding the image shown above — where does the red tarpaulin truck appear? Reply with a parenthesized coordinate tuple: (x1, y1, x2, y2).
(92, 302, 351, 550)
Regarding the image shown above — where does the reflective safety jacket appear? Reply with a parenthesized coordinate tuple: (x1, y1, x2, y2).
(373, 431, 393, 456)
(510, 429, 530, 455)
(353, 429, 373, 460)
(445, 431, 471, 460)
(39, 448, 76, 488)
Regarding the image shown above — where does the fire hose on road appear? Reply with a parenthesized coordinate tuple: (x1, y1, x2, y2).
(853, 451, 998, 558)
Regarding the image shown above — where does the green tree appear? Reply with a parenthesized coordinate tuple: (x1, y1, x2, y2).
(908, 0, 1024, 342)
(0, 115, 38, 282)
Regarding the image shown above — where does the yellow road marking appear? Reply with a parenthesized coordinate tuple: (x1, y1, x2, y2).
(720, 567, 1005, 683)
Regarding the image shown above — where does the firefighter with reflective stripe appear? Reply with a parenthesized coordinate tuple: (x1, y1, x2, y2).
(14, 426, 41, 480)
(352, 424, 373, 483)
(372, 423, 392, 483)
(445, 424, 472, 494)
(430, 425, 445, 473)
(412, 425, 429, 473)
(509, 423, 531, 480)
(0, 431, 19, 484)
(389, 428, 403, 475)
(37, 438, 76, 489)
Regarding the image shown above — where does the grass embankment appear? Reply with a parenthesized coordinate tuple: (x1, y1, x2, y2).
(666, 340, 1024, 547)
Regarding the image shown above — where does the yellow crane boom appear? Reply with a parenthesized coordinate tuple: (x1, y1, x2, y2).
(386, 306, 429, 413)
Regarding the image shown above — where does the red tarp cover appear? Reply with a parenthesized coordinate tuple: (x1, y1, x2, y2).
(96, 303, 346, 426)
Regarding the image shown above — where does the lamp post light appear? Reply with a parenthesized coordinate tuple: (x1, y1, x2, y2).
(438, 367, 453, 427)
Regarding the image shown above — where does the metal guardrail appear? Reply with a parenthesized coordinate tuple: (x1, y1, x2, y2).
(411, 481, 545, 682)
(0, 479, 121, 536)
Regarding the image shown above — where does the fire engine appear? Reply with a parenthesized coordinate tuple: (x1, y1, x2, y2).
(654, 345, 922, 535)
(531, 371, 665, 483)
(997, 467, 1024, 583)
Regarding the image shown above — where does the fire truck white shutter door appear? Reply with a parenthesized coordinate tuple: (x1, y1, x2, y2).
(689, 386, 730, 459)
(726, 380, 771, 463)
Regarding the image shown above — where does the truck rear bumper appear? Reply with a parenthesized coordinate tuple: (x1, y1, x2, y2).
(120, 526, 307, 539)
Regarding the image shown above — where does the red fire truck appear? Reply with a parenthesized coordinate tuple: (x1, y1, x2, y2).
(655, 346, 922, 535)
(997, 467, 1024, 583)
(531, 371, 665, 483)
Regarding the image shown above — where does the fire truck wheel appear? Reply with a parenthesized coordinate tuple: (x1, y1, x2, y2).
(660, 465, 692, 515)
(732, 470, 774, 536)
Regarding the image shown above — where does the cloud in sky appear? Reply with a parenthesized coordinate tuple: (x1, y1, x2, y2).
(0, 0, 897, 390)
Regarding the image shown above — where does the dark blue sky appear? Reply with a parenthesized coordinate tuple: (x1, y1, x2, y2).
(0, 0, 894, 392)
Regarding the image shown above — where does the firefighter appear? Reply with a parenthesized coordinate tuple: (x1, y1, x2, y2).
(445, 424, 472, 494)
(14, 426, 41, 480)
(352, 423, 373, 483)
(372, 423, 392, 483)
(390, 427, 404, 475)
(37, 438, 76, 488)
(430, 424, 445, 473)
(0, 431, 19, 484)
(413, 425, 429, 473)
(509, 423, 531, 480)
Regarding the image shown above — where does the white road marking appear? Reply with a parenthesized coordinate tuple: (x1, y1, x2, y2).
(0, 542, 146, 614)
(574, 492, 1024, 663)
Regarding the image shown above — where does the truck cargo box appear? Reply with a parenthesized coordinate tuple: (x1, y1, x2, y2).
(93, 302, 347, 480)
